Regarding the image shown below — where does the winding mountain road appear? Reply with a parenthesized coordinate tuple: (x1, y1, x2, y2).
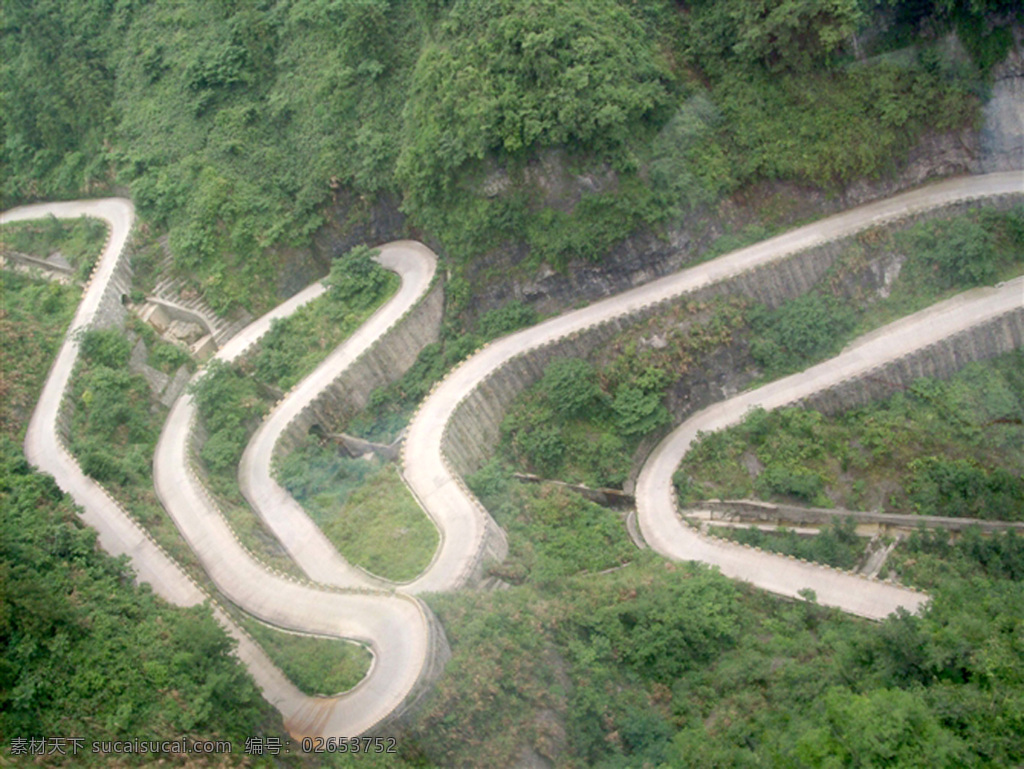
(151, 243, 440, 736)
(9, 170, 1022, 737)
(6, 199, 202, 605)
(237, 242, 437, 589)
(401, 171, 1024, 599)
(635, 277, 1024, 619)
(6, 200, 433, 738)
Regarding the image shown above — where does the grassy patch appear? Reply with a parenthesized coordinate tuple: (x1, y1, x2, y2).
(678, 352, 1024, 519)
(1, 215, 108, 280)
(0, 271, 81, 438)
(64, 327, 243, 586)
(189, 360, 306, 577)
(468, 462, 637, 586)
(707, 518, 868, 571)
(278, 447, 437, 583)
(237, 616, 372, 698)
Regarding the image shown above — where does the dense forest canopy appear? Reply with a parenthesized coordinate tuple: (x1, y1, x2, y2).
(3, 0, 1019, 310)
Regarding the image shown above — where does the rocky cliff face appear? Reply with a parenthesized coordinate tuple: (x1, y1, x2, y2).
(979, 35, 1024, 172)
(460, 120, 984, 322)
(289, 34, 1022, 324)
(273, 189, 407, 299)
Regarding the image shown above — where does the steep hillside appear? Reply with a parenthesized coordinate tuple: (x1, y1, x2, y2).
(3, 0, 1020, 317)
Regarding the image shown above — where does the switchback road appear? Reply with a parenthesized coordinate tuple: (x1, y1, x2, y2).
(10, 170, 1022, 736)
(401, 172, 1023, 598)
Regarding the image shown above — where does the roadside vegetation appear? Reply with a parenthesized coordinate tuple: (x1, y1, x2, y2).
(0, 215, 108, 281)
(0, 271, 81, 436)
(0, 269, 291, 765)
(677, 352, 1024, 519)
(496, 296, 748, 487)
(348, 298, 539, 442)
(5, 1, 1017, 313)
(69, 326, 188, 488)
(277, 449, 438, 582)
(0, 458, 281, 763)
(747, 205, 1024, 381)
(61, 322, 222, 582)
(235, 616, 372, 698)
(242, 246, 399, 391)
(469, 463, 637, 586)
(412, 528, 1024, 766)
(707, 518, 869, 571)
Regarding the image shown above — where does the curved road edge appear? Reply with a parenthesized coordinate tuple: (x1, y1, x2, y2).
(401, 172, 1024, 595)
(237, 242, 438, 589)
(636, 277, 1024, 620)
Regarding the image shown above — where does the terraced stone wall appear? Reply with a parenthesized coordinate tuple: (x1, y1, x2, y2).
(275, 278, 445, 454)
(441, 195, 1024, 478)
(803, 305, 1024, 416)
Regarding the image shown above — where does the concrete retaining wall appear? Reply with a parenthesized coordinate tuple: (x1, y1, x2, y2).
(804, 306, 1024, 416)
(441, 195, 1024, 479)
(700, 499, 1024, 537)
(275, 278, 445, 456)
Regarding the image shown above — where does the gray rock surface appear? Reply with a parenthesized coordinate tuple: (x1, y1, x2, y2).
(979, 44, 1024, 172)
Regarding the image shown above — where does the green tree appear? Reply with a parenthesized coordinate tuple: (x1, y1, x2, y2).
(792, 687, 967, 767)
(611, 385, 669, 437)
(324, 245, 390, 313)
(540, 358, 602, 419)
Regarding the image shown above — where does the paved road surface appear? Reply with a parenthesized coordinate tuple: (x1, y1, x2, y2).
(401, 172, 1023, 596)
(6, 200, 431, 738)
(237, 242, 438, 588)
(636, 277, 1024, 619)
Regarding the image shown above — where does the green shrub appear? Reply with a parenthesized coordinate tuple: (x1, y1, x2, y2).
(78, 329, 132, 369)
(749, 293, 856, 374)
(476, 300, 538, 339)
(188, 360, 265, 473)
(540, 358, 602, 419)
(323, 244, 391, 314)
(907, 456, 1024, 520)
(754, 465, 829, 506)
